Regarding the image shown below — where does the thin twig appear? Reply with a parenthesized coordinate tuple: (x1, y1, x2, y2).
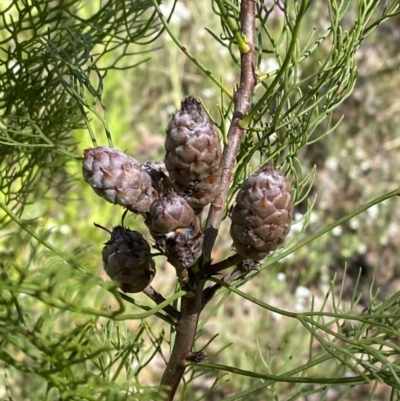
(200, 253, 245, 278)
(202, 259, 257, 308)
(150, 0, 233, 98)
(203, 0, 257, 260)
(142, 286, 180, 320)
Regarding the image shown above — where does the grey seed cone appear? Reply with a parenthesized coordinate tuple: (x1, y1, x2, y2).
(165, 96, 222, 211)
(146, 186, 203, 281)
(102, 226, 155, 293)
(230, 166, 293, 260)
(82, 146, 156, 213)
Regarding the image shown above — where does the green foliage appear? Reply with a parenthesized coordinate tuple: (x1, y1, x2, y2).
(1, 0, 400, 400)
(0, 0, 159, 225)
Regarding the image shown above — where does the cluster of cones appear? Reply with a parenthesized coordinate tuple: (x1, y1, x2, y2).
(82, 96, 293, 292)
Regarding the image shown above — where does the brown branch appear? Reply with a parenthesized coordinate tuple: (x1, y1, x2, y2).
(202, 259, 257, 308)
(118, 291, 175, 326)
(200, 253, 245, 278)
(160, 280, 205, 399)
(142, 285, 180, 320)
(203, 0, 257, 260)
(160, 2, 257, 399)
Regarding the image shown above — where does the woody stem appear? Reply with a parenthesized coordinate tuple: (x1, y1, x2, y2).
(203, 0, 257, 260)
(160, 2, 257, 400)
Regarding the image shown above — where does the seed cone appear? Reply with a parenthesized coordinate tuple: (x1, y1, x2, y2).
(230, 166, 293, 260)
(82, 146, 156, 213)
(165, 96, 222, 211)
(146, 182, 203, 282)
(101, 225, 156, 293)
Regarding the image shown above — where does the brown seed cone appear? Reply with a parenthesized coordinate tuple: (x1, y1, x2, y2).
(146, 186, 203, 282)
(101, 226, 155, 293)
(230, 166, 293, 260)
(82, 146, 156, 213)
(165, 96, 222, 211)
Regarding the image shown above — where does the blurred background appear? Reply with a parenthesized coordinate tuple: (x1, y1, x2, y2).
(1, 0, 400, 399)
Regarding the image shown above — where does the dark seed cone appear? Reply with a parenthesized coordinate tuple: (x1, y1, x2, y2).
(101, 226, 156, 293)
(230, 166, 293, 260)
(165, 96, 222, 211)
(146, 184, 203, 282)
(82, 146, 156, 213)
